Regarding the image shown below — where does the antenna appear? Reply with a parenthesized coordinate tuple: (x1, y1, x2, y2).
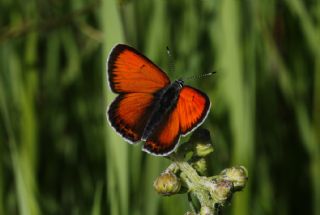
(166, 46, 175, 74)
(165, 46, 216, 81)
(182, 71, 216, 81)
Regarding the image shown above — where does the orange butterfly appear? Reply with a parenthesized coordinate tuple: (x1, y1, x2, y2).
(107, 44, 210, 156)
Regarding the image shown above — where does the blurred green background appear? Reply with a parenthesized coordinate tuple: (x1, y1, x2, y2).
(1, 0, 319, 214)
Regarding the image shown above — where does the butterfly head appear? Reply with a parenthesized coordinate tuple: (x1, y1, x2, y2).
(175, 79, 184, 88)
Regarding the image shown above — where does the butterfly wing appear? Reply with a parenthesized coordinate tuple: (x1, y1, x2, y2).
(142, 85, 210, 156)
(108, 93, 156, 143)
(177, 86, 211, 135)
(107, 44, 171, 143)
(107, 44, 170, 93)
(143, 107, 181, 156)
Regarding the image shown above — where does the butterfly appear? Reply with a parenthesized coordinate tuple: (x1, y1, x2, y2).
(107, 44, 211, 156)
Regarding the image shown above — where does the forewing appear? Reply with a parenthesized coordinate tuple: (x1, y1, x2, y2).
(107, 44, 170, 93)
(143, 108, 180, 156)
(108, 93, 156, 143)
(177, 86, 210, 135)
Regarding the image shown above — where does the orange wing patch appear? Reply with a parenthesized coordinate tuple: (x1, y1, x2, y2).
(108, 93, 155, 143)
(143, 108, 180, 155)
(142, 86, 210, 155)
(177, 86, 210, 135)
(108, 44, 170, 93)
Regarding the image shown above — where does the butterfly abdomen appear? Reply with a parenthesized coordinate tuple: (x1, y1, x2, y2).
(141, 81, 183, 140)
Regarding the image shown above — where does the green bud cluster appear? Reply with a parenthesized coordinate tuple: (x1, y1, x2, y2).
(153, 128, 248, 214)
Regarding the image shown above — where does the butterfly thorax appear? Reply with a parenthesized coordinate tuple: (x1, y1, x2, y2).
(141, 80, 184, 140)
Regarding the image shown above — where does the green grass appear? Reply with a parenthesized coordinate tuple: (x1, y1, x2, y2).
(0, 0, 319, 214)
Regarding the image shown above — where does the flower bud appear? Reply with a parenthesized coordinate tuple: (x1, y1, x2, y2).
(153, 171, 181, 196)
(195, 143, 214, 157)
(177, 128, 213, 158)
(200, 206, 213, 215)
(220, 166, 248, 191)
(192, 158, 207, 175)
(210, 179, 233, 204)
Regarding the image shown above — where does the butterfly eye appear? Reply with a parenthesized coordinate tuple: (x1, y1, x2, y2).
(177, 80, 184, 87)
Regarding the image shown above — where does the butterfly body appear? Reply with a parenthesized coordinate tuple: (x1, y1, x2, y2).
(142, 79, 184, 141)
(107, 44, 210, 156)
